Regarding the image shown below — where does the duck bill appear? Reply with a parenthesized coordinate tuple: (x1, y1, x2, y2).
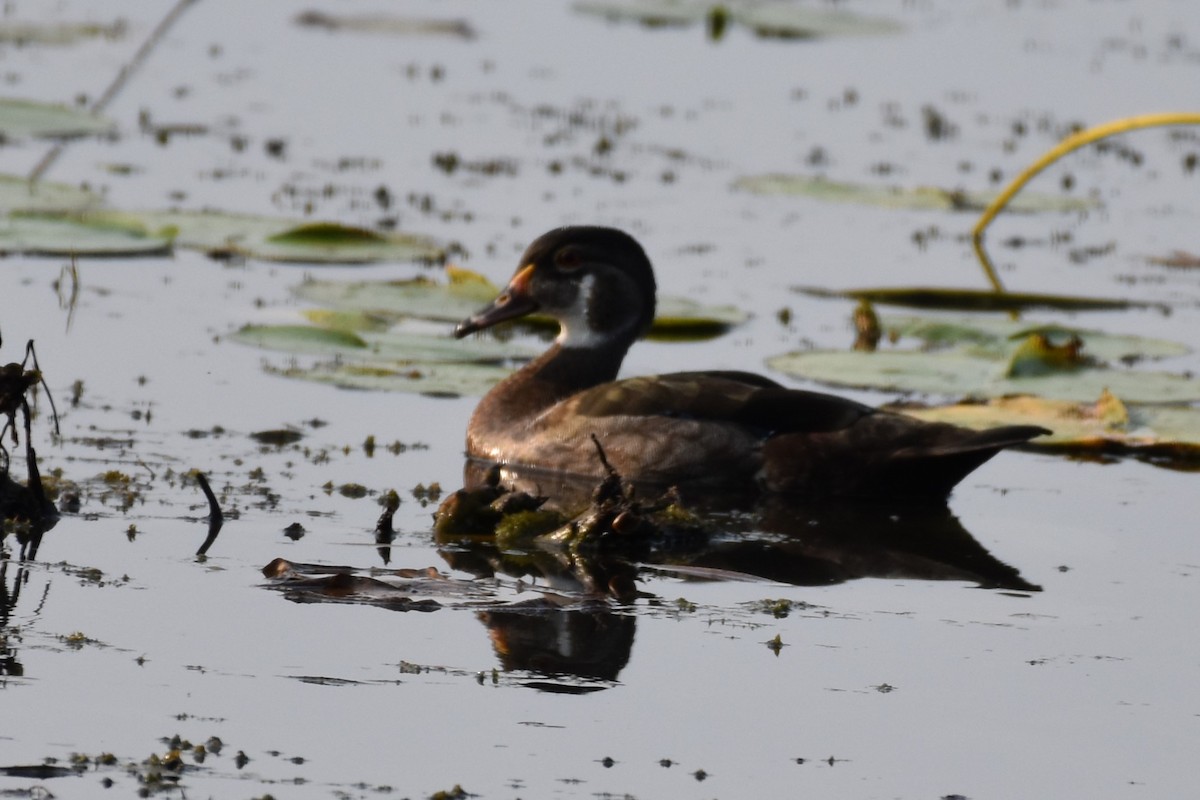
(453, 264, 539, 338)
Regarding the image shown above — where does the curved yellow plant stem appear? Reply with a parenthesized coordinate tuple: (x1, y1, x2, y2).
(972, 112, 1200, 243)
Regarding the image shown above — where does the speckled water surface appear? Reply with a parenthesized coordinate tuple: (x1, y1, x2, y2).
(2, 1, 1199, 797)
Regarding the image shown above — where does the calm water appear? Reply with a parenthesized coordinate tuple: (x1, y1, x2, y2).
(2, 1, 1199, 797)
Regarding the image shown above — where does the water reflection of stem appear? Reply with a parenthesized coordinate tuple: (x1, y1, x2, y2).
(28, 0, 200, 184)
(972, 112, 1200, 244)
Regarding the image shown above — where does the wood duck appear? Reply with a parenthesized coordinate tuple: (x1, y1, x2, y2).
(454, 226, 1049, 501)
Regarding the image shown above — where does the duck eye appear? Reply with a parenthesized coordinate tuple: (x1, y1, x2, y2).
(554, 248, 583, 271)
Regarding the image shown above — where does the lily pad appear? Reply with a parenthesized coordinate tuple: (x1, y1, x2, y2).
(231, 323, 532, 364)
(294, 10, 475, 38)
(0, 97, 116, 140)
(266, 360, 514, 397)
(892, 391, 1200, 468)
(294, 272, 498, 323)
(574, 0, 900, 37)
(647, 297, 749, 340)
(295, 268, 748, 338)
(0, 174, 103, 213)
(148, 211, 443, 263)
(767, 348, 1200, 403)
(0, 20, 125, 45)
(300, 309, 396, 333)
(237, 266, 746, 396)
(31, 210, 444, 264)
(735, 174, 1098, 213)
(736, 5, 901, 37)
(0, 214, 170, 257)
(230, 325, 369, 355)
(879, 314, 1190, 362)
(796, 285, 1151, 313)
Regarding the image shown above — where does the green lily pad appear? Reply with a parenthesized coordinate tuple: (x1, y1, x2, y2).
(0, 20, 125, 45)
(294, 272, 498, 323)
(231, 325, 369, 354)
(767, 348, 1200, 403)
(575, 0, 699, 27)
(364, 332, 532, 364)
(300, 309, 396, 333)
(647, 297, 749, 340)
(0, 97, 116, 140)
(266, 359, 514, 397)
(232, 321, 532, 363)
(574, 0, 900, 37)
(238, 265, 747, 396)
(796, 285, 1151, 313)
(0, 174, 103, 213)
(892, 392, 1200, 467)
(735, 174, 1097, 213)
(880, 315, 1189, 362)
(0, 214, 170, 257)
(736, 4, 901, 37)
(294, 10, 475, 38)
(295, 269, 747, 338)
(145, 211, 443, 263)
(27, 209, 444, 264)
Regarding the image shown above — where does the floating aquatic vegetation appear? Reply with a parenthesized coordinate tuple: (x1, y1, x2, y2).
(231, 316, 533, 396)
(265, 359, 517, 397)
(0, 213, 170, 257)
(767, 314, 1200, 403)
(231, 325, 371, 355)
(271, 323, 523, 366)
(0, 96, 116, 140)
(294, 269, 504, 324)
(878, 315, 1189, 362)
(769, 347, 1200, 404)
(1, 209, 445, 263)
(296, 267, 748, 338)
(795, 285, 1151, 313)
(233, 265, 747, 395)
(735, 174, 1097, 213)
(574, 0, 901, 39)
(0, 173, 103, 213)
(293, 10, 475, 38)
(892, 391, 1200, 469)
(1146, 250, 1200, 269)
(104, 211, 444, 264)
(0, 19, 125, 45)
(645, 297, 749, 341)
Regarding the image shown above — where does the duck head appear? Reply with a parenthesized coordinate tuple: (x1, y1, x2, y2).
(454, 226, 658, 349)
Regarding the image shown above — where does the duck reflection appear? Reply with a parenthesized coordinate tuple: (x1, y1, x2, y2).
(479, 599, 634, 693)
(262, 465, 1038, 691)
(432, 461, 1038, 688)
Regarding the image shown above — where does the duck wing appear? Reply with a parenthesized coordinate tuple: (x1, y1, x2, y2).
(566, 372, 875, 435)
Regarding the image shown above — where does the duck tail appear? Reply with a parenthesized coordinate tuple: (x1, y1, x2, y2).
(885, 425, 1050, 499)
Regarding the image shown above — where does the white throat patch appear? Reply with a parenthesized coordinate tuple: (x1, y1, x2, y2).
(556, 274, 608, 349)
